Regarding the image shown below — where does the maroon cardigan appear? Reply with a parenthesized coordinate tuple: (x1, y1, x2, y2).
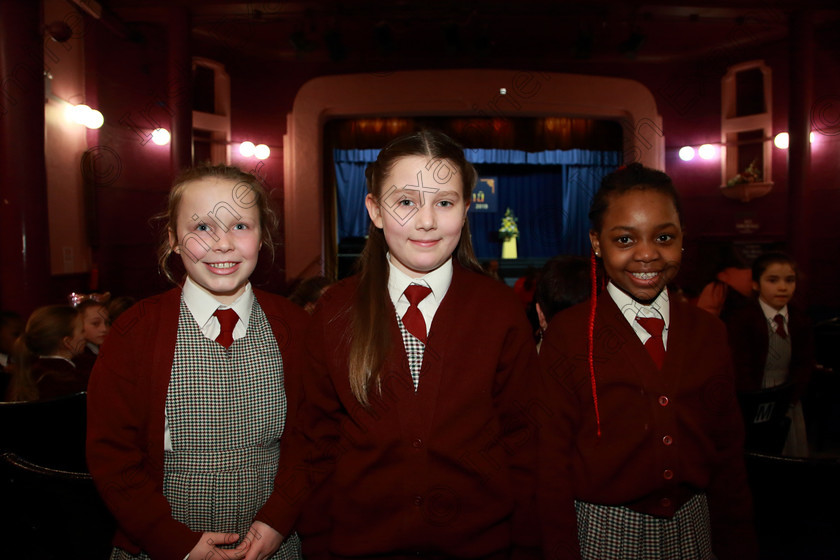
(724, 300, 814, 402)
(33, 357, 87, 401)
(264, 262, 541, 559)
(86, 287, 309, 560)
(538, 291, 757, 560)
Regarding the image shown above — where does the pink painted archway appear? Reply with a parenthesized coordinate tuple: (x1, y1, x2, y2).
(283, 69, 664, 280)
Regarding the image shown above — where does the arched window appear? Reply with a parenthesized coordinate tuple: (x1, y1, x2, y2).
(720, 60, 773, 197)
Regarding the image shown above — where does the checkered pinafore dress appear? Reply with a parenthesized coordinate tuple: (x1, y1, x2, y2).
(111, 298, 301, 559)
(575, 494, 713, 560)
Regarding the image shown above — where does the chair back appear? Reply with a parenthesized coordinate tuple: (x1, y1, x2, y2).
(1, 451, 115, 559)
(0, 391, 87, 471)
(737, 382, 795, 454)
(745, 451, 840, 558)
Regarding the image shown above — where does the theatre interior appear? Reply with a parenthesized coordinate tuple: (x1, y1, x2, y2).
(1, 0, 839, 558)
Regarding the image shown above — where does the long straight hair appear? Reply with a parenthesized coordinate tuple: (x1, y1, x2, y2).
(349, 130, 483, 405)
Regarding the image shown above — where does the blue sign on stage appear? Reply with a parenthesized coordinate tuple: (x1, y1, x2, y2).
(470, 177, 498, 213)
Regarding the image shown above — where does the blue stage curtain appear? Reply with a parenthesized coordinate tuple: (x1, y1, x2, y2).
(333, 149, 380, 242)
(333, 148, 621, 258)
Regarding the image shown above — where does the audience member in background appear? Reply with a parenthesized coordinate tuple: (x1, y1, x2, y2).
(725, 251, 814, 457)
(73, 299, 111, 378)
(532, 255, 590, 351)
(513, 266, 538, 307)
(0, 311, 24, 369)
(288, 276, 332, 314)
(107, 295, 137, 325)
(0, 310, 24, 398)
(483, 258, 502, 282)
(696, 246, 753, 320)
(7, 305, 86, 402)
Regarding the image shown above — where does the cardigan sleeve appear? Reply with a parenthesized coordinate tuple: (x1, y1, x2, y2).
(706, 327, 759, 560)
(789, 308, 815, 403)
(536, 326, 582, 560)
(724, 305, 766, 393)
(86, 300, 200, 560)
(491, 297, 543, 559)
(254, 288, 347, 538)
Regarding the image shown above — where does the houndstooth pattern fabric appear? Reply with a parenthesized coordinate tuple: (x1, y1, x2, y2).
(111, 297, 301, 560)
(763, 317, 792, 389)
(575, 493, 712, 560)
(396, 311, 425, 390)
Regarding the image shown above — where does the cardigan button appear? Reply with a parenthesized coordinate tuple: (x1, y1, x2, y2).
(663, 469, 674, 480)
(660, 498, 672, 508)
(412, 438, 423, 449)
(414, 495, 424, 507)
(662, 435, 673, 446)
(658, 395, 669, 406)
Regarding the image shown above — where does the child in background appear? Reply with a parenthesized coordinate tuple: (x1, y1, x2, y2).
(73, 299, 110, 378)
(271, 130, 540, 559)
(288, 275, 332, 314)
(107, 295, 137, 325)
(532, 255, 590, 351)
(0, 310, 24, 396)
(725, 252, 814, 456)
(8, 305, 86, 401)
(695, 245, 753, 320)
(0, 310, 24, 370)
(86, 164, 307, 560)
(538, 163, 757, 560)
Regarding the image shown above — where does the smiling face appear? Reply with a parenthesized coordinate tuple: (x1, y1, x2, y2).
(754, 262, 796, 310)
(169, 178, 262, 304)
(365, 155, 468, 278)
(590, 189, 683, 304)
(82, 305, 110, 346)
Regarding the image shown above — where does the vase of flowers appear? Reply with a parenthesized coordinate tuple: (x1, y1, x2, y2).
(726, 159, 762, 187)
(499, 207, 519, 259)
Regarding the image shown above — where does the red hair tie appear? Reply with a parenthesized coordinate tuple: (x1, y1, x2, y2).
(588, 249, 601, 438)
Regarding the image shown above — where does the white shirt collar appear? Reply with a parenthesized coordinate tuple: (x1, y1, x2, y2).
(38, 355, 77, 367)
(758, 297, 788, 322)
(607, 282, 671, 348)
(386, 254, 453, 307)
(182, 276, 254, 332)
(607, 282, 670, 324)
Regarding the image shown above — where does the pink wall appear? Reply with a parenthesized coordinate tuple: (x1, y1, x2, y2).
(63, 15, 838, 308)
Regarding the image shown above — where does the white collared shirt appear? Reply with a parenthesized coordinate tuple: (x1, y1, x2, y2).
(387, 255, 453, 337)
(38, 355, 77, 367)
(165, 277, 255, 452)
(607, 282, 671, 349)
(758, 297, 789, 333)
(182, 276, 254, 342)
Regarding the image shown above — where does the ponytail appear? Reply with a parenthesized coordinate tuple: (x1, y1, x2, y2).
(8, 305, 79, 402)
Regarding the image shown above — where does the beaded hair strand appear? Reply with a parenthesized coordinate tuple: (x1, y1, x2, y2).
(588, 248, 601, 438)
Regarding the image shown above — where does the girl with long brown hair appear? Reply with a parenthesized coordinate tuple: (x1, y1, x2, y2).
(272, 130, 540, 559)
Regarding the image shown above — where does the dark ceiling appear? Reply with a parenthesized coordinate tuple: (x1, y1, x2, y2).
(93, 1, 840, 67)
